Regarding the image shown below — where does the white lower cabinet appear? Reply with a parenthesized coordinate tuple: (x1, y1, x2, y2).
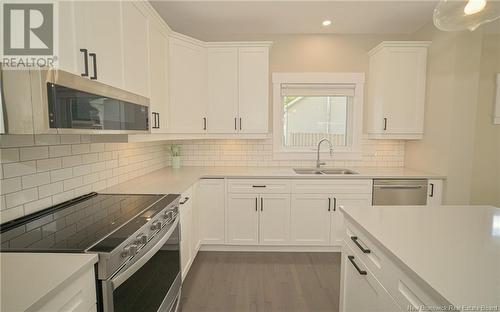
(332, 196, 372, 246)
(197, 179, 225, 244)
(427, 179, 443, 206)
(290, 194, 331, 245)
(259, 194, 291, 245)
(179, 187, 195, 280)
(226, 194, 260, 245)
(226, 191, 291, 245)
(341, 244, 400, 312)
(36, 265, 96, 312)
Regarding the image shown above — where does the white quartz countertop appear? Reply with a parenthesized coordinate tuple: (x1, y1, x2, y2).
(0, 253, 98, 312)
(340, 205, 500, 307)
(103, 166, 444, 195)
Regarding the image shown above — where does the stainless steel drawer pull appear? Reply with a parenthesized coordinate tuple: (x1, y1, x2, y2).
(351, 236, 371, 253)
(252, 185, 266, 188)
(375, 185, 423, 189)
(179, 197, 190, 205)
(348, 255, 367, 275)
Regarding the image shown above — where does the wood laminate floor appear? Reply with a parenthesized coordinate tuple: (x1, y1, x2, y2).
(180, 252, 341, 312)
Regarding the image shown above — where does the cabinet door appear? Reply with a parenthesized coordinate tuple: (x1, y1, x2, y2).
(382, 47, 427, 135)
(76, 1, 124, 88)
(180, 195, 193, 279)
(341, 250, 400, 312)
(331, 195, 371, 246)
(238, 47, 269, 133)
(290, 194, 331, 245)
(122, 2, 149, 97)
(169, 37, 207, 133)
(207, 48, 239, 133)
(58, 1, 79, 75)
(148, 21, 169, 133)
(226, 194, 259, 245)
(259, 194, 291, 245)
(427, 180, 443, 206)
(197, 179, 225, 244)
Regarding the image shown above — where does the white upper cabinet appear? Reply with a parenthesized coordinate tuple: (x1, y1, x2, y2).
(207, 47, 239, 133)
(168, 36, 208, 133)
(73, 1, 124, 89)
(122, 2, 150, 97)
(366, 41, 430, 140)
(148, 21, 169, 133)
(238, 47, 269, 134)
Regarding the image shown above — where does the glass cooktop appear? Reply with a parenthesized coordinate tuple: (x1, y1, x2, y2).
(0, 193, 171, 252)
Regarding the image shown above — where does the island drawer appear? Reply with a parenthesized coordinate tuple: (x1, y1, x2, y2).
(344, 219, 449, 310)
(227, 179, 291, 194)
(292, 179, 372, 194)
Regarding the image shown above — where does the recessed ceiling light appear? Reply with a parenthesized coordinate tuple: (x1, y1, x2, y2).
(322, 20, 332, 26)
(463, 0, 486, 15)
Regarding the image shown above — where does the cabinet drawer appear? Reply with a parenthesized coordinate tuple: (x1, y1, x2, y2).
(227, 179, 291, 194)
(345, 219, 447, 310)
(36, 265, 96, 312)
(292, 179, 372, 194)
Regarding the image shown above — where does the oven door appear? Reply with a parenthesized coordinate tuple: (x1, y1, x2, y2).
(102, 219, 181, 312)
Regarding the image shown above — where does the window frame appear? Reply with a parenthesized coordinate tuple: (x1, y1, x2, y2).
(272, 72, 365, 160)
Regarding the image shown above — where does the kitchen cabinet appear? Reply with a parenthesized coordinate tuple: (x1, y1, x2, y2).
(332, 196, 371, 246)
(197, 179, 225, 244)
(122, 2, 150, 97)
(168, 35, 207, 133)
(367, 41, 430, 140)
(73, 1, 124, 88)
(259, 194, 291, 245)
(206, 46, 270, 134)
(427, 179, 443, 206)
(290, 194, 331, 245)
(226, 194, 260, 245)
(36, 265, 97, 312)
(148, 20, 169, 133)
(341, 244, 400, 312)
(179, 187, 194, 279)
(207, 48, 239, 133)
(238, 47, 269, 134)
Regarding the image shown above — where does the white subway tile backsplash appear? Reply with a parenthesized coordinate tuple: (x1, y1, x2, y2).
(0, 177, 22, 195)
(20, 146, 49, 161)
(3, 161, 37, 178)
(62, 155, 83, 168)
(24, 197, 52, 215)
(52, 190, 75, 205)
(0, 148, 20, 164)
(34, 135, 60, 146)
(60, 135, 81, 144)
(73, 164, 92, 177)
(5, 188, 38, 208)
(71, 144, 90, 155)
(0, 206, 24, 223)
(38, 182, 63, 198)
(49, 145, 72, 157)
(50, 168, 73, 182)
(36, 158, 62, 172)
(63, 176, 83, 191)
(21, 172, 50, 189)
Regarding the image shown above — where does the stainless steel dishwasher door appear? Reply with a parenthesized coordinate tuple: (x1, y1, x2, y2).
(372, 179, 428, 205)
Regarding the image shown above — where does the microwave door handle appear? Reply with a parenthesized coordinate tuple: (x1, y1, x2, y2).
(111, 217, 179, 289)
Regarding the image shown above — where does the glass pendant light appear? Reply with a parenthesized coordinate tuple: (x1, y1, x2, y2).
(433, 0, 500, 31)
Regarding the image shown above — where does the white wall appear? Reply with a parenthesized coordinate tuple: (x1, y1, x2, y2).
(405, 23, 500, 206)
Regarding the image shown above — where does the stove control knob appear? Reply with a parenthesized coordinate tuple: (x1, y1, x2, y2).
(150, 221, 162, 231)
(163, 211, 173, 221)
(135, 234, 147, 245)
(121, 244, 138, 258)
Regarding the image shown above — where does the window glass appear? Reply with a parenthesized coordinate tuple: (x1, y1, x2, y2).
(283, 95, 349, 148)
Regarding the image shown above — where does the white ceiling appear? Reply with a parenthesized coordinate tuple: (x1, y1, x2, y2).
(150, 1, 438, 39)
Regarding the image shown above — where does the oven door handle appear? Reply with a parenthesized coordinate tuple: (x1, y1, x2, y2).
(111, 217, 179, 289)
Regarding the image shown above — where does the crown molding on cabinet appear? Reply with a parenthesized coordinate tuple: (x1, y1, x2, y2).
(169, 31, 272, 48)
(368, 41, 431, 56)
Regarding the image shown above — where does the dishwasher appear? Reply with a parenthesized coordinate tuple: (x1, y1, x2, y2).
(372, 179, 428, 205)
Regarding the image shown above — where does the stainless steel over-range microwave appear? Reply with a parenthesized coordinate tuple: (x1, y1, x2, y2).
(1, 68, 150, 134)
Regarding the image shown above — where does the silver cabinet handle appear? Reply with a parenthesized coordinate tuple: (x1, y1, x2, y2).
(375, 185, 423, 189)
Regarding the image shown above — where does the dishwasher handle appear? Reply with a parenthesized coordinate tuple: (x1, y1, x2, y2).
(374, 185, 423, 189)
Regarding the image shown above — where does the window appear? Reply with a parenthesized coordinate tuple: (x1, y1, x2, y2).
(272, 73, 364, 160)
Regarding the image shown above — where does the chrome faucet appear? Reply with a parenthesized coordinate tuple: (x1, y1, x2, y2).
(316, 138, 333, 169)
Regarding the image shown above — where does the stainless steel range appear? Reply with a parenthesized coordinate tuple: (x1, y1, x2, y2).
(0, 192, 181, 312)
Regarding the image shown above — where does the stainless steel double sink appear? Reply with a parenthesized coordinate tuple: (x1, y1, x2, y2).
(293, 168, 358, 175)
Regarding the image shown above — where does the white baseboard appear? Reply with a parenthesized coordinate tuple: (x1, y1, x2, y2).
(199, 244, 342, 252)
